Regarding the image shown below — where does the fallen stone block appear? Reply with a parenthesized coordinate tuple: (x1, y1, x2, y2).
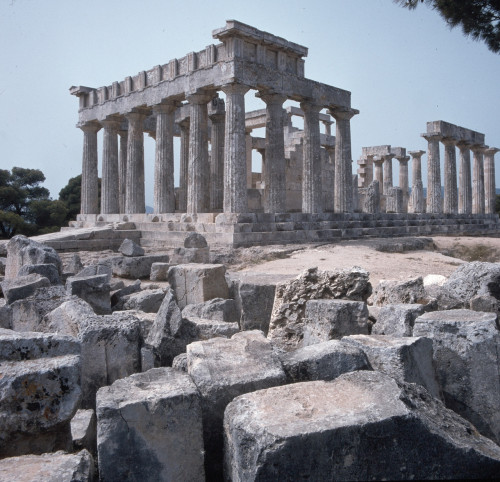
(280, 339, 371, 383)
(150, 262, 170, 281)
(224, 371, 500, 481)
(171, 246, 210, 264)
(1, 274, 50, 304)
(110, 278, 141, 308)
(184, 232, 208, 248)
(119, 238, 145, 257)
(96, 368, 204, 482)
(71, 409, 96, 454)
(75, 263, 112, 282)
(123, 309, 156, 340)
(470, 294, 498, 313)
(18, 263, 61, 285)
(413, 309, 500, 444)
(0, 450, 94, 482)
(0, 257, 6, 276)
(66, 274, 111, 315)
(187, 330, 286, 480)
(111, 254, 169, 279)
(267, 267, 371, 352)
(370, 276, 428, 306)
(63, 253, 84, 278)
(168, 263, 228, 309)
(0, 300, 11, 329)
(181, 298, 239, 323)
(172, 352, 188, 372)
(181, 315, 240, 341)
(372, 303, 426, 337)
(122, 288, 165, 313)
(44, 298, 95, 337)
(342, 334, 441, 399)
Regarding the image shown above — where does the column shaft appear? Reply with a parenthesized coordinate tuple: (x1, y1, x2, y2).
(373, 159, 384, 189)
(484, 148, 499, 214)
(125, 112, 146, 214)
(442, 138, 458, 214)
(324, 147, 335, 211)
(118, 130, 127, 213)
(472, 147, 485, 214)
(458, 143, 472, 214)
(209, 111, 225, 211)
(408, 150, 425, 214)
(424, 134, 442, 214)
(101, 119, 120, 214)
(178, 121, 189, 212)
(382, 155, 394, 195)
(80, 123, 101, 215)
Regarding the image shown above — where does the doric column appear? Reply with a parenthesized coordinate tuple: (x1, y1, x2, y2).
(408, 150, 425, 214)
(259, 92, 287, 213)
(186, 92, 212, 214)
(457, 141, 472, 214)
(324, 146, 335, 211)
(125, 111, 147, 214)
(178, 120, 189, 212)
(484, 147, 499, 214)
(153, 102, 176, 213)
(396, 155, 410, 210)
(221, 83, 249, 213)
(423, 133, 442, 214)
(472, 145, 486, 214)
(118, 129, 128, 213)
(300, 100, 323, 213)
(382, 154, 395, 195)
(329, 107, 358, 213)
(373, 156, 384, 189)
(101, 118, 120, 214)
(80, 122, 101, 215)
(441, 137, 458, 214)
(209, 98, 226, 211)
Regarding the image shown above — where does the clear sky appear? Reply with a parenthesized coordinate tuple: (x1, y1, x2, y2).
(1, 0, 499, 206)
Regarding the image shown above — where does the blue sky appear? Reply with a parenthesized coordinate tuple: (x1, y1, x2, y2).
(1, 0, 499, 205)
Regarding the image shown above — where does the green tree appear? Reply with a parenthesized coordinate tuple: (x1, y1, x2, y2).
(29, 200, 69, 235)
(58, 174, 101, 222)
(395, 0, 500, 53)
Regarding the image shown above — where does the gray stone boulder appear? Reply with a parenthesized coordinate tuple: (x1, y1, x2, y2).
(63, 253, 84, 278)
(5, 235, 62, 280)
(66, 274, 111, 315)
(413, 309, 500, 444)
(150, 262, 170, 281)
(71, 409, 96, 454)
(342, 334, 442, 399)
(110, 278, 141, 309)
(119, 238, 145, 257)
(111, 254, 169, 279)
(0, 450, 94, 482)
(470, 294, 498, 312)
(224, 371, 500, 481)
(168, 263, 229, 309)
(372, 303, 426, 337)
(44, 298, 95, 337)
(180, 315, 240, 341)
(171, 246, 210, 264)
(370, 276, 428, 307)
(1, 274, 50, 304)
(18, 263, 61, 285)
(181, 298, 239, 323)
(280, 339, 371, 383)
(267, 267, 371, 352)
(184, 232, 208, 248)
(75, 263, 112, 282)
(96, 368, 205, 482)
(172, 352, 188, 372)
(0, 257, 6, 276)
(0, 300, 11, 329)
(122, 288, 165, 313)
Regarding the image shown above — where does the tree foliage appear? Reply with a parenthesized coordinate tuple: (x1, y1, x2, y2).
(58, 174, 101, 222)
(395, 0, 500, 53)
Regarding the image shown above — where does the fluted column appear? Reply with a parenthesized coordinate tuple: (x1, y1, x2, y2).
(300, 101, 323, 213)
(80, 122, 101, 215)
(441, 137, 458, 214)
(396, 156, 410, 211)
(118, 130, 128, 213)
(209, 99, 226, 211)
(457, 141, 472, 214)
(423, 133, 442, 214)
(324, 147, 335, 211)
(408, 150, 425, 214)
(329, 107, 357, 213)
(101, 118, 120, 214)
(472, 145, 486, 214)
(382, 154, 395, 195)
(259, 93, 287, 213)
(178, 120, 189, 212)
(125, 111, 147, 214)
(484, 147, 499, 214)
(373, 157, 384, 189)
(221, 83, 249, 213)
(153, 103, 176, 213)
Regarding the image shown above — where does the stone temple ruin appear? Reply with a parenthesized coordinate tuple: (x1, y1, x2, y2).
(67, 20, 499, 249)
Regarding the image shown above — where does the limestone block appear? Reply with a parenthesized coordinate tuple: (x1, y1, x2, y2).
(1, 274, 50, 304)
(118, 238, 145, 257)
(71, 409, 96, 453)
(181, 315, 240, 341)
(181, 298, 239, 322)
(75, 263, 112, 282)
(342, 334, 441, 399)
(302, 299, 369, 346)
(171, 246, 210, 264)
(44, 298, 95, 337)
(5, 235, 62, 280)
(66, 274, 111, 315)
(470, 294, 498, 312)
(96, 368, 205, 482)
(224, 371, 500, 481)
(413, 309, 500, 444)
(63, 253, 84, 277)
(184, 232, 208, 248)
(18, 263, 61, 285)
(187, 330, 286, 480)
(363, 180, 380, 214)
(372, 303, 426, 337)
(172, 352, 188, 372)
(168, 263, 228, 309)
(0, 301, 11, 329)
(370, 276, 427, 307)
(268, 267, 372, 352)
(110, 278, 141, 308)
(280, 339, 370, 383)
(111, 254, 169, 279)
(140, 345, 156, 372)
(0, 257, 6, 276)
(122, 288, 165, 313)
(150, 262, 170, 281)
(0, 450, 94, 482)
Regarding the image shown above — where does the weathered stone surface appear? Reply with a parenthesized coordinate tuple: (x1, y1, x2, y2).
(122, 288, 165, 313)
(5, 235, 62, 280)
(413, 309, 500, 444)
(66, 274, 111, 315)
(1, 274, 50, 304)
(75, 263, 112, 282)
(150, 262, 170, 281)
(470, 294, 498, 312)
(302, 299, 369, 347)
(280, 339, 370, 383)
(96, 368, 205, 482)
(172, 352, 188, 372)
(363, 179, 380, 213)
(0, 257, 6, 276)
(111, 254, 169, 279)
(343, 334, 441, 399)
(118, 238, 145, 257)
(181, 298, 238, 323)
(110, 278, 141, 308)
(423, 273, 447, 287)
(63, 253, 84, 277)
(71, 409, 96, 453)
(18, 263, 61, 285)
(184, 232, 208, 248)
(224, 371, 500, 481)
(44, 298, 95, 337)
(0, 450, 94, 482)
(168, 263, 229, 309)
(123, 309, 156, 340)
(0, 300, 11, 329)
(268, 267, 372, 352)
(370, 276, 427, 307)
(187, 330, 286, 480)
(181, 315, 240, 341)
(171, 246, 210, 264)
(372, 303, 426, 337)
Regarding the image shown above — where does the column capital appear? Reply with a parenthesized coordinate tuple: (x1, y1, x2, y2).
(328, 107, 359, 121)
(221, 83, 250, 97)
(421, 133, 442, 142)
(456, 140, 472, 151)
(441, 136, 458, 147)
(101, 117, 122, 131)
(396, 155, 410, 164)
(372, 156, 384, 165)
(382, 153, 395, 161)
(186, 91, 215, 105)
(256, 91, 287, 106)
(79, 121, 101, 133)
(485, 147, 500, 156)
(471, 144, 489, 154)
(299, 100, 323, 113)
(408, 150, 425, 158)
(153, 101, 178, 115)
(125, 110, 148, 122)
(117, 129, 128, 139)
